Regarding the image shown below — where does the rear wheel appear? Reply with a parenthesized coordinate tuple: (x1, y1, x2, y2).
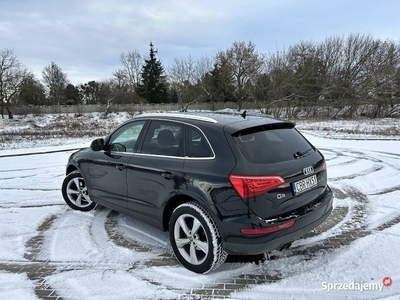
(61, 171, 96, 211)
(169, 202, 227, 274)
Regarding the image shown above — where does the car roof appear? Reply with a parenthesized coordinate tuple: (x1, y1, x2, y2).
(134, 112, 294, 134)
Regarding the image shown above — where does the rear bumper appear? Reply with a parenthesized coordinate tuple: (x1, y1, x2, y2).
(221, 186, 333, 255)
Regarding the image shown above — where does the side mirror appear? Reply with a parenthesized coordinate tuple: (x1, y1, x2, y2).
(90, 138, 105, 151)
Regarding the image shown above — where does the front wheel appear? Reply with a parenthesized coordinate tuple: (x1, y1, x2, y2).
(169, 202, 227, 274)
(61, 171, 96, 211)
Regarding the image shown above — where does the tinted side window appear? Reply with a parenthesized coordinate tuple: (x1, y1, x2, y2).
(233, 128, 313, 164)
(108, 121, 146, 153)
(185, 126, 213, 158)
(141, 121, 183, 157)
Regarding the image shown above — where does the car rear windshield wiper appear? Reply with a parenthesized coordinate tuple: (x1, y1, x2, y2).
(293, 148, 313, 159)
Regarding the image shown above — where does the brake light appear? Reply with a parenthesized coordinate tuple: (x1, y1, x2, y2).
(229, 175, 286, 199)
(240, 220, 296, 235)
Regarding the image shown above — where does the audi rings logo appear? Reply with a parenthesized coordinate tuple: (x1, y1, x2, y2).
(303, 166, 314, 175)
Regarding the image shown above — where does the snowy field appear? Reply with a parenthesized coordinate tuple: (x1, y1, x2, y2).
(1, 111, 399, 151)
(0, 113, 399, 299)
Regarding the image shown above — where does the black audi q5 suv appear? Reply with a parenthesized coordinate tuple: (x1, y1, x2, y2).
(62, 112, 333, 273)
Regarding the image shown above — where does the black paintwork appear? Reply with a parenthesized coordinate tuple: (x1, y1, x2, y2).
(64, 112, 333, 255)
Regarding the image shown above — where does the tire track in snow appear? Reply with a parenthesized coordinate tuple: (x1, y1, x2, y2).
(0, 215, 62, 299)
(0, 187, 59, 191)
(330, 165, 384, 181)
(286, 147, 400, 258)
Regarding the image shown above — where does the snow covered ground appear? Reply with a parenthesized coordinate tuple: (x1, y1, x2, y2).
(0, 113, 399, 299)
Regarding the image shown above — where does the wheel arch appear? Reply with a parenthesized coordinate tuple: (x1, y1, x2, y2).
(163, 194, 191, 231)
(66, 164, 78, 175)
(162, 193, 216, 232)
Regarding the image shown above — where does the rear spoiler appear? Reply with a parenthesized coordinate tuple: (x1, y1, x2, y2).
(229, 121, 295, 136)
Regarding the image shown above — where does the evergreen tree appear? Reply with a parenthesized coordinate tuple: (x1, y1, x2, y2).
(18, 75, 46, 106)
(79, 80, 101, 104)
(209, 62, 235, 102)
(65, 84, 80, 105)
(137, 42, 168, 103)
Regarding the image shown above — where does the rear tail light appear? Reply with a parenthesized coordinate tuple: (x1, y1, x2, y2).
(229, 175, 286, 199)
(240, 220, 296, 235)
(322, 159, 327, 170)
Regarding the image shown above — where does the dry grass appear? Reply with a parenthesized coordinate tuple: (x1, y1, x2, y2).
(0, 112, 134, 150)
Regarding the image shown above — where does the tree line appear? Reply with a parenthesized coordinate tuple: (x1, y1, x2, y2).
(1, 34, 400, 119)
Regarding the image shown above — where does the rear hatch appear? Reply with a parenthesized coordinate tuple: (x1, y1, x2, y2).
(227, 121, 328, 220)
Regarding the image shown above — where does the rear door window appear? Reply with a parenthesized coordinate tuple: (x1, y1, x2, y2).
(141, 120, 183, 157)
(233, 127, 313, 164)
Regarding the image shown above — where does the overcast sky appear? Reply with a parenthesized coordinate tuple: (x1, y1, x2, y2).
(1, 0, 400, 85)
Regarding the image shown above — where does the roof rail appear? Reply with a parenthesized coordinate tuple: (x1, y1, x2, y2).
(136, 113, 218, 123)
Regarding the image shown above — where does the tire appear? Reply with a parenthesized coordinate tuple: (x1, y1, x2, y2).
(61, 171, 96, 211)
(169, 201, 228, 274)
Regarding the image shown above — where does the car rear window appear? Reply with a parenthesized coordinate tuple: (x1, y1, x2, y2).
(232, 127, 314, 164)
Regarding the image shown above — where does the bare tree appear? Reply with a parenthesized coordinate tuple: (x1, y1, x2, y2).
(168, 55, 199, 110)
(119, 50, 144, 102)
(0, 49, 30, 118)
(285, 41, 327, 118)
(258, 34, 400, 119)
(363, 39, 400, 117)
(259, 50, 296, 117)
(331, 34, 376, 117)
(216, 41, 265, 110)
(109, 70, 131, 104)
(316, 36, 344, 117)
(193, 55, 215, 103)
(168, 56, 196, 84)
(112, 69, 128, 88)
(194, 55, 214, 81)
(41, 62, 69, 105)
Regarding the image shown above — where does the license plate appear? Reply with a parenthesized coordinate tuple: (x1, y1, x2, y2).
(293, 175, 318, 195)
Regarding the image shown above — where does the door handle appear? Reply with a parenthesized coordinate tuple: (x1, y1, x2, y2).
(161, 172, 174, 179)
(116, 164, 125, 171)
